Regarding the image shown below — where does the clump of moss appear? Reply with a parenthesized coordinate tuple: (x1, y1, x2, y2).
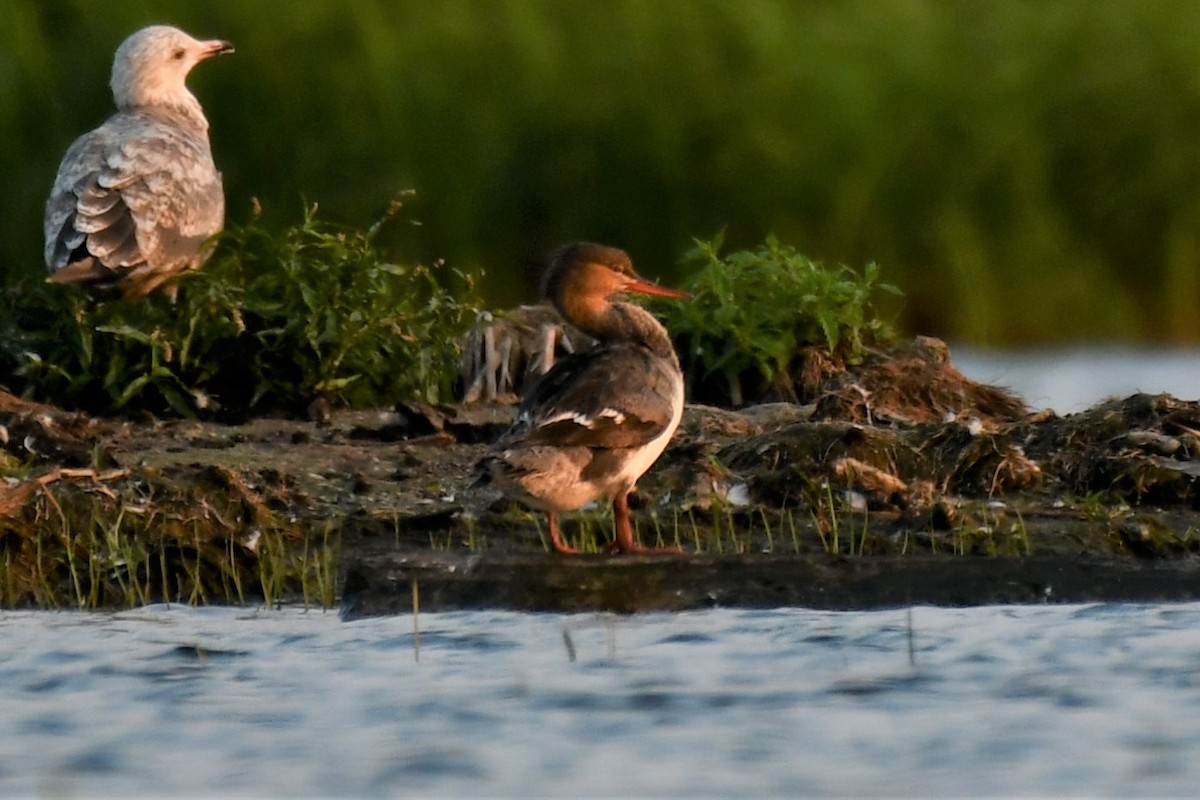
(656, 234, 902, 405)
(1, 200, 480, 419)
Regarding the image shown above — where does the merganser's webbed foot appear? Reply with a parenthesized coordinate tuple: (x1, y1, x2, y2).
(547, 512, 581, 555)
(605, 540, 685, 555)
(608, 494, 685, 555)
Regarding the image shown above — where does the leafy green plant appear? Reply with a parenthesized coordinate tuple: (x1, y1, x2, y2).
(0, 201, 480, 418)
(656, 233, 902, 405)
(0, 470, 345, 610)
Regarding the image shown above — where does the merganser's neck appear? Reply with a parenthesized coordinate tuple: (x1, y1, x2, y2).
(556, 294, 678, 364)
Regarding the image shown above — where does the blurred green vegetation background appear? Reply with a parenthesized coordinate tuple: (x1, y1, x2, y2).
(3, 0, 1200, 345)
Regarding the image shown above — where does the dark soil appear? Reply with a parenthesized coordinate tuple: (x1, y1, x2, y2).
(3, 338, 1200, 615)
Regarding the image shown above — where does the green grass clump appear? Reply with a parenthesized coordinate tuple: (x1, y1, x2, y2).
(0, 201, 479, 419)
(0, 468, 342, 610)
(657, 234, 901, 405)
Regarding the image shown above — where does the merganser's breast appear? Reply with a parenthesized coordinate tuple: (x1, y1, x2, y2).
(602, 366, 685, 496)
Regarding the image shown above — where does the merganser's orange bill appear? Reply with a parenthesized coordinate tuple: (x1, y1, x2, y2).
(625, 279, 692, 300)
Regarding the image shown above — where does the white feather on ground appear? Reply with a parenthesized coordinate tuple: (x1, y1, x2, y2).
(43, 25, 233, 299)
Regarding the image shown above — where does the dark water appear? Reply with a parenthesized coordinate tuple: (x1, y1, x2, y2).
(3, 603, 1200, 796)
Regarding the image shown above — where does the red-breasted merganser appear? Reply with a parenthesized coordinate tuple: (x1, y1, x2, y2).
(479, 242, 690, 554)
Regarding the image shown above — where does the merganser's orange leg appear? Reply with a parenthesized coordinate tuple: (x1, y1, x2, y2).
(608, 493, 683, 554)
(547, 511, 580, 555)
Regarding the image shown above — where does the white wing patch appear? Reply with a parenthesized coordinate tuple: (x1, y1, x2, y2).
(597, 408, 626, 424)
(541, 407, 627, 430)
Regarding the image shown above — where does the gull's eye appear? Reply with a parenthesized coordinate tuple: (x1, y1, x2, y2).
(172, 48, 186, 60)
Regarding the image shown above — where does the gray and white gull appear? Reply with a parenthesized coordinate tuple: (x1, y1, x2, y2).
(44, 25, 234, 299)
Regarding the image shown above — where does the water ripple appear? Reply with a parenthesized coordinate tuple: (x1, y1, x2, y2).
(1, 603, 1200, 795)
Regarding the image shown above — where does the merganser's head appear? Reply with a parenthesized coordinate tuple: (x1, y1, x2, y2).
(543, 242, 691, 307)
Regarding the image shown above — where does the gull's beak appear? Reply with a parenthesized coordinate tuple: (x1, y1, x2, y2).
(199, 39, 235, 59)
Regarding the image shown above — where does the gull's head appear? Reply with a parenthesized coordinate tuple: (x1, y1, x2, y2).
(110, 25, 234, 115)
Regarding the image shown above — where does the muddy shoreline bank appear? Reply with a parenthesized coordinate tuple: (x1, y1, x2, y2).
(3, 372, 1200, 614)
